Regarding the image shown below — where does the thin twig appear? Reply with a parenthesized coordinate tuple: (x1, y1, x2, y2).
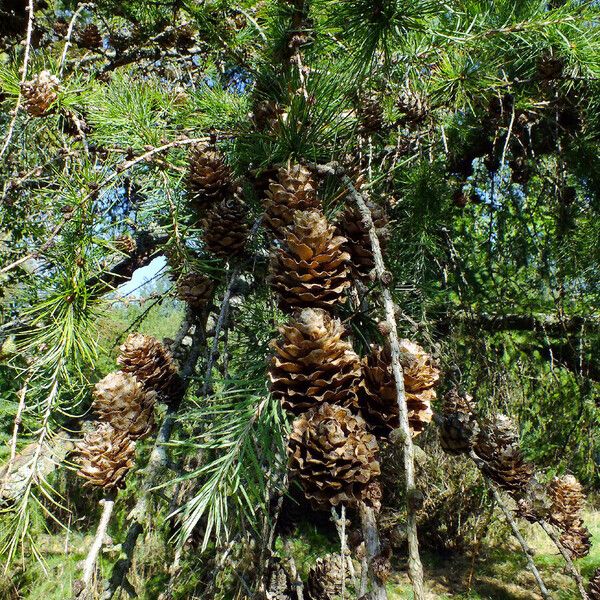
(0, 0, 35, 160)
(59, 3, 95, 76)
(538, 519, 589, 600)
(75, 491, 116, 599)
(324, 163, 421, 600)
(468, 451, 553, 600)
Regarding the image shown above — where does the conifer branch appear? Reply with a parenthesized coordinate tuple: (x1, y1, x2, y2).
(468, 451, 554, 600)
(323, 163, 424, 599)
(0, 0, 34, 161)
(538, 519, 589, 600)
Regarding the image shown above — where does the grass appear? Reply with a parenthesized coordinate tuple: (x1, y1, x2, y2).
(386, 511, 600, 599)
(4, 509, 599, 598)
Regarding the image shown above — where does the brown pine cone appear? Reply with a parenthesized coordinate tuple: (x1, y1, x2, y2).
(269, 308, 361, 415)
(436, 388, 479, 455)
(117, 333, 179, 397)
(588, 567, 600, 599)
(359, 343, 437, 438)
(396, 89, 428, 126)
(21, 71, 60, 117)
(306, 554, 351, 600)
(76, 23, 102, 49)
(264, 164, 320, 240)
(269, 210, 351, 312)
(474, 415, 533, 495)
(288, 403, 381, 509)
(548, 474, 586, 530)
(203, 194, 249, 258)
(186, 146, 232, 213)
(338, 200, 389, 280)
(176, 273, 215, 309)
(559, 523, 591, 559)
(93, 371, 156, 439)
(76, 423, 135, 489)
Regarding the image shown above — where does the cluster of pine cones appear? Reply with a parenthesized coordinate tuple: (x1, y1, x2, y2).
(76, 334, 179, 490)
(264, 163, 439, 519)
(186, 146, 249, 259)
(436, 389, 592, 560)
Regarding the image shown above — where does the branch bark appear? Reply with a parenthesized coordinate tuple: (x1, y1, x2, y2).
(538, 519, 589, 600)
(75, 491, 117, 599)
(467, 452, 553, 600)
(358, 502, 388, 600)
(335, 168, 421, 599)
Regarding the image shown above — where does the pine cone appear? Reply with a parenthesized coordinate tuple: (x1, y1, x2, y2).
(358, 344, 436, 438)
(251, 100, 285, 131)
(437, 388, 479, 455)
(203, 194, 249, 258)
(176, 273, 215, 309)
(21, 71, 60, 117)
(396, 90, 428, 126)
(117, 333, 179, 397)
(269, 308, 361, 415)
(288, 403, 381, 509)
(270, 210, 351, 312)
(76, 24, 102, 48)
(474, 415, 533, 494)
(358, 95, 384, 135)
(560, 524, 591, 559)
(515, 477, 552, 523)
(76, 423, 135, 489)
(186, 146, 232, 212)
(588, 567, 600, 599)
(339, 200, 388, 280)
(548, 474, 586, 531)
(93, 371, 156, 439)
(266, 557, 301, 600)
(264, 165, 320, 240)
(306, 554, 351, 600)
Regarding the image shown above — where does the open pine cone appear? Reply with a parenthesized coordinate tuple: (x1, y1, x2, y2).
(186, 146, 232, 212)
(560, 524, 592, 559)
(588, 567, 600, 599)
(21, 71, 60, 117)
(473, 415, 533, 495)
(118, 333, 179, 397)
(288, 403, 381, 509)
(264, 164, 320, 240)
(203, 194, 249, 258)
(176, 273, 215, 309)
(436, 388, 479, 455)
(358, 343, 436, 438)
(93, 371, 156, 439)
(269, 308, 361, 415)
(76, 423, 135, 489)
(306, 554, 351, 600)
(339, 200, 388, 280)
(396, 89, 428, 126)
(548, 474, 586, 530)
(358, 94, 384, 135)
(270, 210, 351, 312)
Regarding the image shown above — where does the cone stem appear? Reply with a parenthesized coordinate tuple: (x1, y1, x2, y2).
(341, 172, 422, 600)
